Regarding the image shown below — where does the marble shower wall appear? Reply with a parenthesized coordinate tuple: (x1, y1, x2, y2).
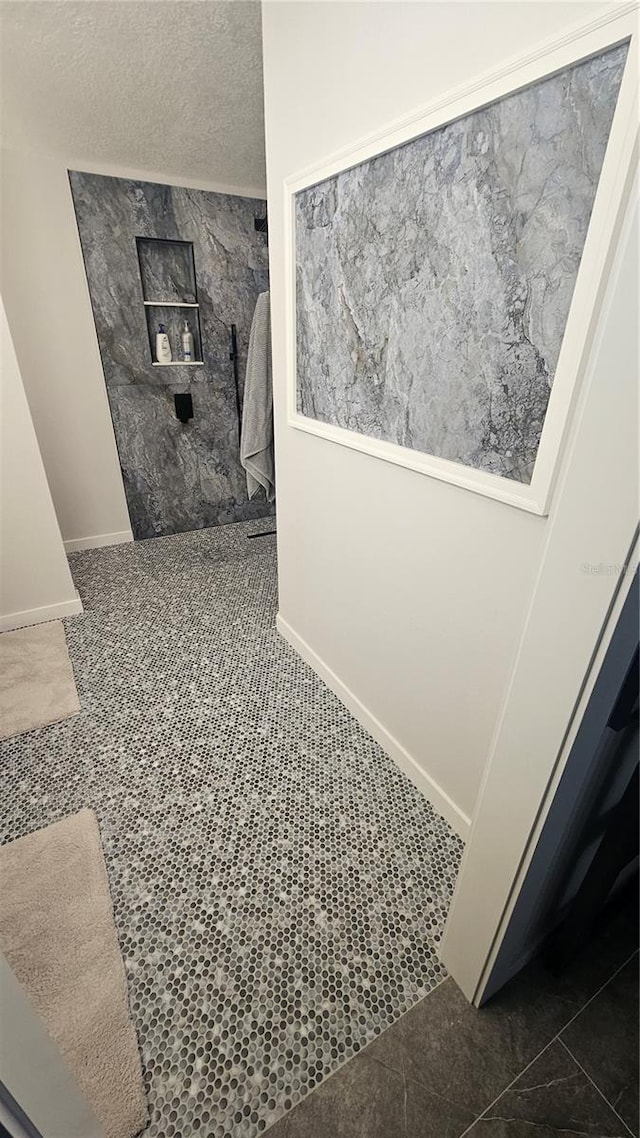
(70, 172, 272, 539)
(295, 45, 628, 484)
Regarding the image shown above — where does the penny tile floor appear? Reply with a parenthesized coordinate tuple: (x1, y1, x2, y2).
(0, 520, 464, 1138)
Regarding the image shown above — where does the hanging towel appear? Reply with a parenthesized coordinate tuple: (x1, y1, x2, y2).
(241, 291, 275, 503)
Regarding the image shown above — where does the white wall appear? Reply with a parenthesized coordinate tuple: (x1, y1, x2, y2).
(0, 296, 82, 631)
(442, 181, 639, 998)
(262, 0, 613, 833)
(0, 149, 133, 549)
(0, 952, 103, 1138)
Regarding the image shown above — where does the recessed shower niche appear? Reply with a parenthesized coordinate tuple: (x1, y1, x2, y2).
(136, 237, 203, 367)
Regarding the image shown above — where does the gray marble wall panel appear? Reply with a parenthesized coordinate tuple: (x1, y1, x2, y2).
(295, 45, 627, 484)
(69, 171, 272, 538)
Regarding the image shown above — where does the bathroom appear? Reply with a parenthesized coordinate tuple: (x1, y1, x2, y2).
(0, 3, 638, 1138)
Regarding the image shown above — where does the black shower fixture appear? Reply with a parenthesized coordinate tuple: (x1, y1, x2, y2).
(229, 324, 243, 443)
(254, 215, 268, 238)
(174, 393, 193, 424)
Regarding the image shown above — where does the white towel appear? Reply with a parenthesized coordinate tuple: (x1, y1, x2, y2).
(241, 291, 275, 504)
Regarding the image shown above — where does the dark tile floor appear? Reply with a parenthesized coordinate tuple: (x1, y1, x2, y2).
(265, 893, 639, 1137)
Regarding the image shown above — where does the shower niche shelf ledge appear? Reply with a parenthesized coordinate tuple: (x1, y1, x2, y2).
(136, 236, 203, 366)
(152, 361, 204, 367)
(143, 301, 200, 308)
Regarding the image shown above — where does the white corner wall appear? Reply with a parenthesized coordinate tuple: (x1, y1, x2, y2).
(262, 0, 614, 834)
(0, 148, 133, 550)
(1, 297, 82, 631)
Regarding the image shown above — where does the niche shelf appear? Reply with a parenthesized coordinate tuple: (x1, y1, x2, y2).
(136, 237, 204, 366)
(143, 301, 200, 309)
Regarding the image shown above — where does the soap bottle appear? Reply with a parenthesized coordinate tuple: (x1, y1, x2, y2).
(181, 320, 195, 362)
(155, 323, 172, 363)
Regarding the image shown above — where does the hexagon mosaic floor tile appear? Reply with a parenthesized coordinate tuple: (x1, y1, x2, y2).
(0, 520, 464, 1138)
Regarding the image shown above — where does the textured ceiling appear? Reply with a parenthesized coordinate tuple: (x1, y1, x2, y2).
(0, 0, 266, 193)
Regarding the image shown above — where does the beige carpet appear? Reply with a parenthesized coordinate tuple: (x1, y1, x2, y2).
(0, 620, 80, 740)
(0, 809, 148, 1138)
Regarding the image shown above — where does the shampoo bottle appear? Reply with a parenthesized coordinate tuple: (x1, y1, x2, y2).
(155, 323, 172, 364)
(181, 320, 195, 362)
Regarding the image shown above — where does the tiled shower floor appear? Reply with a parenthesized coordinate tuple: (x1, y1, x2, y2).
(0, 520, 464, 1138)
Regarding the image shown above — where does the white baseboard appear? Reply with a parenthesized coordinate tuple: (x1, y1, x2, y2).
(64, 529, 133, 553)
(276, 613, 471, 840)
(1, 590, 84, 633)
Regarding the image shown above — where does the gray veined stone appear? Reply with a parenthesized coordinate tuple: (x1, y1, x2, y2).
(295, 44, 628, 484)
(69, 171, 274, 538)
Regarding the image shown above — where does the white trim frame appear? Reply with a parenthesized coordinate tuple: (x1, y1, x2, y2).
(283, 6, 639, 516)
